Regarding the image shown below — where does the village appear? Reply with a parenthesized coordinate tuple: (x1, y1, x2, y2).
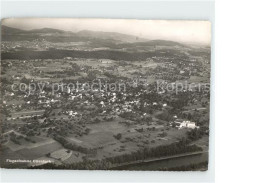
(1, 55, 210, 168)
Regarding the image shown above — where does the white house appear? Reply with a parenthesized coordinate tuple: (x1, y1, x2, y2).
(175, 120, 199, 129)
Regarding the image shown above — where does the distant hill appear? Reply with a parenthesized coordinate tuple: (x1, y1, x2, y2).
(118, 40, 186, 48)
(28, 28, 67, 34)
(1, 25, 146, 43)
(1, 25, 210, 61)
(1, 25, 208, 51)
(77, 30, 146, 43)
(1, 25, 27, 34)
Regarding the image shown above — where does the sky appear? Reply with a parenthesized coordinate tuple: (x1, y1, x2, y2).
(2, 18, 211, 45)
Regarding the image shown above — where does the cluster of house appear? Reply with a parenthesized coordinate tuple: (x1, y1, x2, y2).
(175, 120, 199, 129)
(66, 110, 78, 117)
(168, 116, 199, 130)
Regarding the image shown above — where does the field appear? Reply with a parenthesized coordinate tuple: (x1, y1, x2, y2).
(62, 119, 190, 159)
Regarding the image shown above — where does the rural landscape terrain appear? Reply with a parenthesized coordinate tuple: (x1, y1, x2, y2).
(0, 21, 211, 171)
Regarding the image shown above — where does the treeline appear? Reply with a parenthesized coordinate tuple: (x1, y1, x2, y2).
(54, 135, 97, 155)
(158, 161, 208, 171)
(2, 50, 178, 61)
(187, 128, 209, 141)
(106, 140, 203, 165)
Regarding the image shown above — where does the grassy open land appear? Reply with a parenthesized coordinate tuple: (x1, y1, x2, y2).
(50, 148, 72, 161)
(15, 141, 62, 159)
(0, 136, 63, 168)
(55, 118, 190, 160)
(63, 151, 85, 164)
(79, 131, 116, 149)
(0, 147, 27, 163)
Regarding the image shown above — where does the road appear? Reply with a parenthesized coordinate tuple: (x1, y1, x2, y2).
(2, 129, 25, 137)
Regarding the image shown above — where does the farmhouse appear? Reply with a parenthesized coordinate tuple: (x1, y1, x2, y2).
(175, 119, 199, 129)
(67, 110, 78, 116)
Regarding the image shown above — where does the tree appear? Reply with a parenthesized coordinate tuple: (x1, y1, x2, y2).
(113, 133, 122, 140)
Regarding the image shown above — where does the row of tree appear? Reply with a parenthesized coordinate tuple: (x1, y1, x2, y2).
(54, 135, 97, 155)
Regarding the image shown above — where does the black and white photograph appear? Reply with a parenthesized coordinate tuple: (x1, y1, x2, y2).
(0, 18, 211, 171)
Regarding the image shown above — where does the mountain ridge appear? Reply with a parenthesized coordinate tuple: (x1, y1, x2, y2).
(1, 25, 146, 43)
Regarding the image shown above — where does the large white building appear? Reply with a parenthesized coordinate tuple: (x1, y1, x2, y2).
(175, 120, 199, 129)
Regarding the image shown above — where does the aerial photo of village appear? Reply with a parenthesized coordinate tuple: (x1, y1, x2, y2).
(0, 19, 211, 171)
